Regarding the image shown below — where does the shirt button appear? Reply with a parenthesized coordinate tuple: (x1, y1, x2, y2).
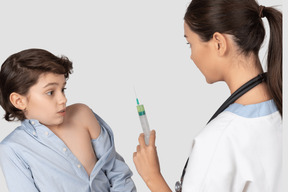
(32, 131, 36, 136)
(77, 164, 81, 168)
(63, 148, 67, 152)
(45, 131, 49, 136)
(31, 121, 35, 125)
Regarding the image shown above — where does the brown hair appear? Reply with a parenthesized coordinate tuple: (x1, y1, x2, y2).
(0, 48, 73, 121)
(184, 0, 282, 116)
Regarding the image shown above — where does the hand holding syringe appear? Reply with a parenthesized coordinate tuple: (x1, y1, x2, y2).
(135, 90, 151, 145)
(133, 92, 167, 191)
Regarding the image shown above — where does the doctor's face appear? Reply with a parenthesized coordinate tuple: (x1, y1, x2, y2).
(184, 22, 219, 84)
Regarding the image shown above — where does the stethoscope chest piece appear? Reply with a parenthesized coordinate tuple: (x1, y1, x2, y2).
(175, 181, 182, 192)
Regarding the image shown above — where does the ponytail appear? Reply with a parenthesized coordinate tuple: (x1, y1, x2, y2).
(184, 0, 282, 116)
(263, 7, 282, 116)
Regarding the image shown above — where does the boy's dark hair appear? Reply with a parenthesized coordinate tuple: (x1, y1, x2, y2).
(0, 48, 73, 121)
(184, 0, 282, 116)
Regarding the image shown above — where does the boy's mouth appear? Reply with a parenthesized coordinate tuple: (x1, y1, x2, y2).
(57, 109, 66, 116)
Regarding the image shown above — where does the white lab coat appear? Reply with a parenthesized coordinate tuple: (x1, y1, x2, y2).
(182, 101, 282, 192)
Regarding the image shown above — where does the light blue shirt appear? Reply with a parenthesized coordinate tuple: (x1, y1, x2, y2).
(224, 99, 278, 118)
(0, 113, 136, 192)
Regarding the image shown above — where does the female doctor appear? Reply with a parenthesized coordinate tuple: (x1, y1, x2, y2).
(133, 0, 282, 191)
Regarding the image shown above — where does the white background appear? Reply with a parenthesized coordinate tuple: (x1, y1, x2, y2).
(0, 0, 285, 191)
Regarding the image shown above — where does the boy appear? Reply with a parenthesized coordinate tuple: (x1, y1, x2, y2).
(0, 48, 136, 191)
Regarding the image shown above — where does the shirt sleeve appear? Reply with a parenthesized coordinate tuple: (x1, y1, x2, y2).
(92, 113, 136, 192)
(0, 143, 39, 192)
(106, 152, 137, 192)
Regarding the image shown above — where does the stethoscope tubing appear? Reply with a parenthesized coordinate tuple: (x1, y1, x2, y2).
(175, 72, 267, 192)
(208, 73, 267, 123)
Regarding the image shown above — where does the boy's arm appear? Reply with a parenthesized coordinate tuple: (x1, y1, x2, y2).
(91, 112, 136, 192)
(106, 152, 137, 192)
(0, 144, 39, 192)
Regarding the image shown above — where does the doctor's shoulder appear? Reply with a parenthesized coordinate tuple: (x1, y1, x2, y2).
(196, 111, 236, 139)
(191, 111, 246, 153)
(64, 103, 101, 140)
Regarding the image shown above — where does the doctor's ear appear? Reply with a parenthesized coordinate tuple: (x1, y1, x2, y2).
(212, 32, 227, 56)
(9, 92, 27, 111)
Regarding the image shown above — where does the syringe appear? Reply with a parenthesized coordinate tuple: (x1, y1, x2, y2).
(135, 97, 151, 145)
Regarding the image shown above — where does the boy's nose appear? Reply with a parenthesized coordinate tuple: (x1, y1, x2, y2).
(59, 93, 67, 104)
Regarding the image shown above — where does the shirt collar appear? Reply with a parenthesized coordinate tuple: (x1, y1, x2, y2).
(21, 119, 41, 137)
(224, 99, 278, 118)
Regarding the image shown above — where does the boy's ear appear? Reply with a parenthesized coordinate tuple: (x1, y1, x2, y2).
(212, 32, 227, 56)
(9, 92, 27, 110)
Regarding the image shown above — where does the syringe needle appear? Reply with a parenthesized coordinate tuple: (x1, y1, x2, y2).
(134, 86, 140, 105)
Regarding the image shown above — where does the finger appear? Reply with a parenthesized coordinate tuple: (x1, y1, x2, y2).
(149, 130, 156, 146)
(136, 145, 141, 152)
(138, 133, 146, 147)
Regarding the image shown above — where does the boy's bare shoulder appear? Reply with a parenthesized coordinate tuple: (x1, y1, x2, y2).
(65, 103, 101, 139)
(66, 103, 92, 116)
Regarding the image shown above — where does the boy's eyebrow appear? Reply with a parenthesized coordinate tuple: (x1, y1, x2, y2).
(43, 82, 66, 88)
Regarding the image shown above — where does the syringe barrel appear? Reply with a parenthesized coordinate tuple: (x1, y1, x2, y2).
(137, 105, 150, 145)
(139, 114, 150, 145)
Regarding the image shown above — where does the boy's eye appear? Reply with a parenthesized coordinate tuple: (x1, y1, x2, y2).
(46, 91, 54, 96)
(186, 42, 191, 47)
(62, 88, 66, 93)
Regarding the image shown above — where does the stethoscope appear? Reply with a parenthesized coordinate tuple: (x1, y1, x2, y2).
(175, 73, 267, 192)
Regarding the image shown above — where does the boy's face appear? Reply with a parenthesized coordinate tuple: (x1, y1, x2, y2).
(23, 72, 67, 129)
